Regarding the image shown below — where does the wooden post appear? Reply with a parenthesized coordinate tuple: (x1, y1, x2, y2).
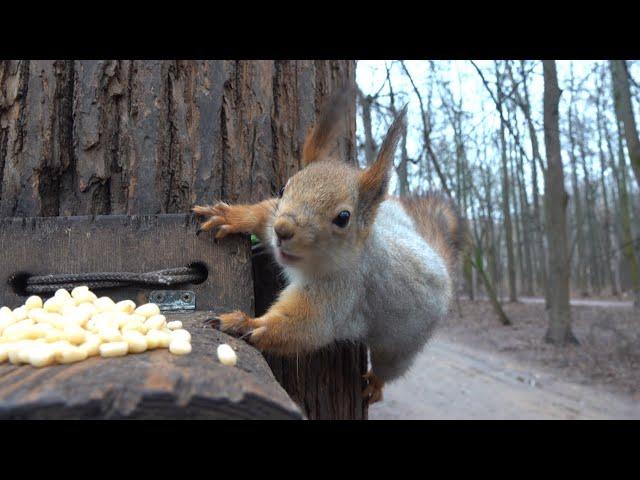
(0, 60, 368, 419)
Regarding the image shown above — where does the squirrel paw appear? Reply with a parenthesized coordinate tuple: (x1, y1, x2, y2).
(362, 371, 385, 405)
(216, 310, 253, 334)
(192, 202, 237, 239)
(211, 311, 270, 350)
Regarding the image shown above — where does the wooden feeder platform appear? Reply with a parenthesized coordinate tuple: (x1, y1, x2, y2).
(0, 214, 303, 419)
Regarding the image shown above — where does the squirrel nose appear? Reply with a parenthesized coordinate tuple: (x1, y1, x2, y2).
(274, 219, 295, 242)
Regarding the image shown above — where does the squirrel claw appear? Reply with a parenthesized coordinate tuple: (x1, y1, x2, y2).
(217, 310, 253, 334)
(203, 316, 221, 328)
(362, 371, 384, 405)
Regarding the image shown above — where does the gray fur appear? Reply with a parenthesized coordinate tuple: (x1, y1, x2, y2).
(269, 198, 452, 383)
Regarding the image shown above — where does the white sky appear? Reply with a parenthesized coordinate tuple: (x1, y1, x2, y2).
(355, 60, 639, 200)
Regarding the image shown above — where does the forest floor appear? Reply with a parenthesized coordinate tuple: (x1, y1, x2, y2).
(369, 298, 640, 420)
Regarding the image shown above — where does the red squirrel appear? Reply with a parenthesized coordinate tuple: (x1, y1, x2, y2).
(193, 88, 466, 405)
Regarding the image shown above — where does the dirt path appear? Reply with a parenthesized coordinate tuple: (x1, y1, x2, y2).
(368, 335, 640, 420)
(518, 297, 634, 309)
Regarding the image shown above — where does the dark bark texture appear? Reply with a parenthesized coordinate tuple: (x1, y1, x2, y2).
(542, 60, 578, 345)
(0, 60, 366, 420)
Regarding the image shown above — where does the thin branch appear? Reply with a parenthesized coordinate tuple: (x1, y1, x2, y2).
(470, 60, 538, 171)
(399, 60, 452, 197)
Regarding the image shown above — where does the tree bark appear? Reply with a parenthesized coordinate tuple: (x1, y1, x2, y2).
(567, 89, 588, 297)
(357, 88, 377, 166)
(542, 60, 578, 345)
(0, 59, 367, 419)
(614, 117, 640, 309)
(514, 60, 548, 301)
(595, 86, 619, 296)
(610, 60, 640, 189)
(495, 62, 518, 303)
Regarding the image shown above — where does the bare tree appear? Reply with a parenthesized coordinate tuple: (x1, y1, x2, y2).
(495, 61, 518, 302)
(542, 60, 578, 345)
(400, 61, 451, 197)
(357, 88, 377, 166)
(610, 60, 640, 188)
(509, 60, 549, 300)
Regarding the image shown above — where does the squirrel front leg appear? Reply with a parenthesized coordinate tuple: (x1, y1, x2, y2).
(215, 286, 326, 356)
(192, 198, 277, 240)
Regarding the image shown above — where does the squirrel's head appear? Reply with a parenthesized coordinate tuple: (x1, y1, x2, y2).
(271, 87, 407, 277)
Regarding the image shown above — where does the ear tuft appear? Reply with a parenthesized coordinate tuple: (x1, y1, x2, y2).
(358, 105, 407, 223)
(302, 86, 356, 166)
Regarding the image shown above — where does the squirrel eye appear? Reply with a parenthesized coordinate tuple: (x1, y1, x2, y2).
(333, 211, 350, 228)
(278, 186, 285, 198)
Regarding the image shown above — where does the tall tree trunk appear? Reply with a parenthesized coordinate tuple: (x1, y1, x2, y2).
(604, 102, 638, 301)
(516, 60, 548, 301)
(0, 59, 367, 419)
(397, 120, 409, 196)
(578, 129, 602, 295)
(495, 62, 517, 302)
(542, 60, 578, 345)
(468, 179, 510, 325)
(509, 141, 525, 295)
(568, 97, 588, 297)
(610, 60, 640, 188)
(613, 117, 640, 308)
(357, 89, 377, 166)
(515, 141, 535, 296)
(596, 92, 619, 296)
(481, 166, 500, 299)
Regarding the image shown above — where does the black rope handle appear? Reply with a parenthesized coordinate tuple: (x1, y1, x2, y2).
(9, 263, 208, 296)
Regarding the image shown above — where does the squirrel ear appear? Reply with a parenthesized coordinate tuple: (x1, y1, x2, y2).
(358, 105, 407, 222)
(302, 86, 356, 166)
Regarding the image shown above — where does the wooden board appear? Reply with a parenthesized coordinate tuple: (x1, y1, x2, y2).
(0, 312, 303, 419)
(0, 214, 253, 314)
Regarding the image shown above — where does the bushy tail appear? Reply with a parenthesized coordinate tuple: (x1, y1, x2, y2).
(399, 192, 470, 276)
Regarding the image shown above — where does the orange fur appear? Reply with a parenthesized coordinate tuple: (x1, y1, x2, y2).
(362, 370, 384, 405)
(358, 105, 407, 226)
(398, 193, 469, 276)
(217, 287, 319, 356)
(302, 87, 355, 165)
(192, 199, 277, 240)
(194, 96, 421, 399)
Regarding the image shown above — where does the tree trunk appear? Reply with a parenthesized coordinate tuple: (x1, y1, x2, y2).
(614, 117, 640, 309)
(0, 59, 367, 419)
(578, 128, 602, 295)
(596, 92, 619, 296)
(357, 89, 376, 166)
(604, 102, 639, 303)
(568, 97, 588, 297)
(516, 60, 548, 300)
(495, 62, 517, 303)
(542, 60, 578, 345)
(514, 142, 534, 296)
(610, 60, 640, 189)
(509, 141, 525, 295)
(397, 119, 409, 196)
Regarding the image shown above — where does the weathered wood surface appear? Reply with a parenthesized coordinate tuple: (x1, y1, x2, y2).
(0, 312, 303, 419)
(0, 214, 252, 314)
(0, 60, 356, 215)
(0, 60, 367, 419)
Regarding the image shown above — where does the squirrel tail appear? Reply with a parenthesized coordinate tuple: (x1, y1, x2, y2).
(399, 192, 470, 276)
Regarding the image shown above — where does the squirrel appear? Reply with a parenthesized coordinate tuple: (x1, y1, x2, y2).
(193, 87, 466, 405)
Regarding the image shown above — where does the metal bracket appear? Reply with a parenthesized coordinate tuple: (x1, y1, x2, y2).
(149, 290, 196, 312)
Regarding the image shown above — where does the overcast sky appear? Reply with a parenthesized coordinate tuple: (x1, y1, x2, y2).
(355, 60, 639, 197)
